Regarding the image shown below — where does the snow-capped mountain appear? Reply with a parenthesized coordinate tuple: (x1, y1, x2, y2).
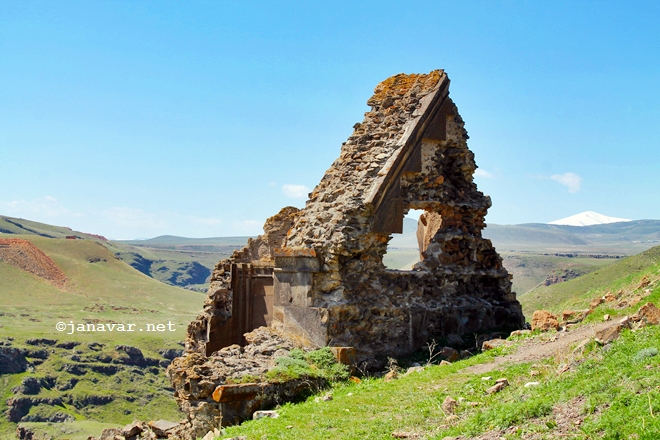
(548, 211, 632, 227)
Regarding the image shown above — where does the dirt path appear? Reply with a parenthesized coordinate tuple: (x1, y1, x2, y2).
(464, 321, 613, 375)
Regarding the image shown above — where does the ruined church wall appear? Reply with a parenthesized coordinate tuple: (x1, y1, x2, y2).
(277, 71, 523, 363)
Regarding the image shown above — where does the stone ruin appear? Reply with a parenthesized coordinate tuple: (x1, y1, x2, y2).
(168, 70, 525, 436)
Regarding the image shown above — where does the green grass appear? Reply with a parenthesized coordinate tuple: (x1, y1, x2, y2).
(220, 322, 660, 439)
(0, 234, 203, 438)
(519, 245, 660, 316)
(1, 215, 241, 290)
(502, 252, 617, 297)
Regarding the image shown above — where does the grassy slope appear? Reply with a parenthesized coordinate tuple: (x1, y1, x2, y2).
(519, 245, 660, 317)
(1, 235, 204, 338)
(0, 216, 99, 239)
(501, 252, 616, 297)
(0, 215, 242, 290)
(222, 278, 660, 440)
(0, 234, 205, 438)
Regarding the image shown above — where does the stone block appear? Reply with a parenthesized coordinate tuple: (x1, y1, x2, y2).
(329, 346, 356, 366)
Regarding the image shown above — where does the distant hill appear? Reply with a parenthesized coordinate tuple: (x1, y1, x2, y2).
(483, 220, 660, 253)
(0, 216, 108, 240)
(119, 235, 252, 246)
(0, 216, 246, 291)
(388, 217, 660, 254)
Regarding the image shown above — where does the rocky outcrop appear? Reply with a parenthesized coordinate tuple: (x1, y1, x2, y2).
(531, 310, 560, 332)
(0, 346, 29, 374)
(167, 327, 331, 438)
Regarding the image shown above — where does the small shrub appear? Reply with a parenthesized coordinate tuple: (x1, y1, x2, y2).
(633, 347, 658, 362)
(265, 347, 350, 383)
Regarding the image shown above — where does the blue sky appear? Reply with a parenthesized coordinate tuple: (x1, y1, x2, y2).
(1, 1, 658, 239)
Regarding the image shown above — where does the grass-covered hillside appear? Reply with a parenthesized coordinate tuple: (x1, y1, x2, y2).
(519, 245, 660, 317)
(0, 215, 245, 291)
(0, 233, 206, 439)
(221, 324, 660, 439)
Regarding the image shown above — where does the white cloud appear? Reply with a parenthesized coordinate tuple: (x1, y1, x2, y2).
(474, 169, 493, 178)
(0, 196, 81, 219)
(102, 207, 169, 230)
(282, 184, 310, 199)
(551, 172, 582, 193)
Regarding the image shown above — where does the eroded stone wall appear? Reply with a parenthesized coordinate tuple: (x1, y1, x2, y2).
(186, 206, 299, 355)
(272, 70, 523, 363)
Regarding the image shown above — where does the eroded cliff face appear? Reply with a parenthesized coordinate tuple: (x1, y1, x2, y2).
(171, 71, 524, 434)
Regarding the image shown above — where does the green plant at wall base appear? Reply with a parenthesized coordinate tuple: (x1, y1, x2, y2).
(265, 347, 350, 383)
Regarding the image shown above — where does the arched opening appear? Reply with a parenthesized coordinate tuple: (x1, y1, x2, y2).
(383, 208, 426, 270)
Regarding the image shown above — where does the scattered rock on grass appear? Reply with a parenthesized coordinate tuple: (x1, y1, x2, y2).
(253, 410, 279, 420)
(631, 302, 660, 326)
(486, 378, 509, 394)
(481, 338, 509, 351)
(595, 317, 631, 345)
(531, 310, 559, 332)
(441, 396, 458, 414)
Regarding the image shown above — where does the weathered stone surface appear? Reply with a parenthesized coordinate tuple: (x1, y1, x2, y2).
(416, 211, 443, 260)
(589, 297, 604, 309)
(330, 346, 356, 367)
(631, 302, 660, 326)
(148, 419, 180, 437)
(595, 317, 631, 345)
(531, 310, 559, 332)
(186, 70, 523, 364)
(442, 396, 458, 414)
(253, 410, 279, 420)
(122, 420, 144, 438)
(438, 346, 460, 362)
(481, 338, 509, 351)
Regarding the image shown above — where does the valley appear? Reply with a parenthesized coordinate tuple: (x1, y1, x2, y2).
(2, 214, 660, 438)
